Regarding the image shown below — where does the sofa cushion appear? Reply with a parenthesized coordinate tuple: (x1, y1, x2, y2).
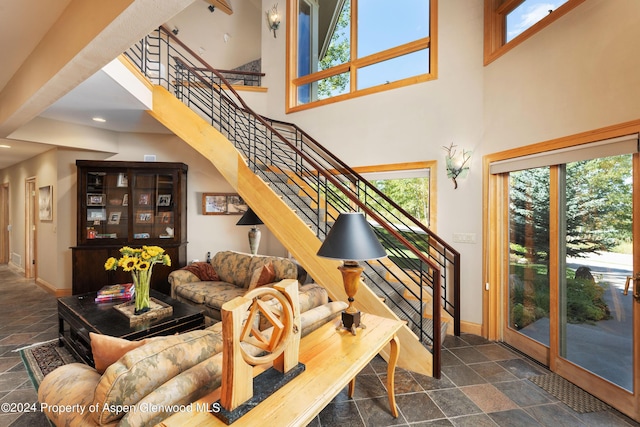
(174, 280, 236, 305)
(181, 262, 219, 281)
(248, 256, 298, 288)
(211, 251, 253, 287)
(119, 353, 224, 426)
(92, 330, 221, 425)
(89, 333, 151, 374)
(248, 262, 276, 290)
(203, 286, 246, 311)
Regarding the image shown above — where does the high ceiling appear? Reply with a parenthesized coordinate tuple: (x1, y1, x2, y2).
(0, 0, 176, 171)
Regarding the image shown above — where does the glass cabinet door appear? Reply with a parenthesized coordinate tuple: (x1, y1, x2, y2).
(84, 170, 129, 242)
(132, 173, 176, 241)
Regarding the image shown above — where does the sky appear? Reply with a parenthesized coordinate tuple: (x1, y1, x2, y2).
(506, 0, 568, 42)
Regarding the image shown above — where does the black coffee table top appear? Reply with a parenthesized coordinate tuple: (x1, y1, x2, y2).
(58, 290, 204, 340)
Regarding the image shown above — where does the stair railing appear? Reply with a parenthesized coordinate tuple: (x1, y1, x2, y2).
(125, 26, 461, 377)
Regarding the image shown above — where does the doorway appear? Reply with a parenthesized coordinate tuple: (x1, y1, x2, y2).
(0, 183, 8, 264)
(485, 132, 640, 420)
(25, 178, 36, 279)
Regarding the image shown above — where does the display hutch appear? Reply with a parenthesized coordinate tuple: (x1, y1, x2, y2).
(72, 160, 188, 295)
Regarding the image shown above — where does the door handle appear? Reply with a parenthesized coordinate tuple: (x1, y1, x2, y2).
(624, 273, 640, 301)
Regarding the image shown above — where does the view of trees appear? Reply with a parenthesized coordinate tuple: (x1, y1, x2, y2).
(509, 155, 632, 262)
(317, 0, 350, 99)
(371, 177, 430, 226)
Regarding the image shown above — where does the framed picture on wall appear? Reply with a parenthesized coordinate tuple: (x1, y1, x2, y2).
(227, 195, 248, 214)
(38, 185, 53, 221)
(202, 193, 228, 215)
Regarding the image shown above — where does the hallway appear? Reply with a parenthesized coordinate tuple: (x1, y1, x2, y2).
(0, 264, 638, 426)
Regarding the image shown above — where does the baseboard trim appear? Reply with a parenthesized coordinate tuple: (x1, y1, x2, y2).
(35, 278, 71, 297)
(460, 320, 482, 336)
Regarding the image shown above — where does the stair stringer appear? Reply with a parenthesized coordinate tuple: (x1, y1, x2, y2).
(147, 85, 435, 376)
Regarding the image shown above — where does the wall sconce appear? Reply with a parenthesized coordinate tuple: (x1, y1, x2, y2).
(208, 5, 215, 12)
(442, 142, 472, 189)
(266, 3, 281, 38)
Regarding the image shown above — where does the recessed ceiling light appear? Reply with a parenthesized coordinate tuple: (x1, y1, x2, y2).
(92, 117, 106, 123)
(0, 144, 10, 149)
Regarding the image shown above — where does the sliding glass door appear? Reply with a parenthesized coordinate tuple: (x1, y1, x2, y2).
(491, 135, 640, 419)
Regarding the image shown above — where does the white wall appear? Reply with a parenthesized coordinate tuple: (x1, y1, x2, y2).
(483, 0, 640, 150)
(167, 0, 261, 70)
(0, 127, 285, 292)
(258, 0, 487, 325)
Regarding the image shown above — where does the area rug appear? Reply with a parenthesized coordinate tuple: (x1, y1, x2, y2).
(529, 373, 610, 413)
(17, 339, 79, 391)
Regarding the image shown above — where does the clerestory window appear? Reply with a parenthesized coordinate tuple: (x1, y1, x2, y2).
(287, 0, 437, 112)
(484, 0, 585, 65)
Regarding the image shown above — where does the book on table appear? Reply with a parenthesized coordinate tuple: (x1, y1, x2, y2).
(95, 283, 134, 302)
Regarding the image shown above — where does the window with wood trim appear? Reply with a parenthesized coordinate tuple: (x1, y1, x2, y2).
(484, 0, 585, 65)
(353, 162, 436, 228)
(287, 0, 437, 112)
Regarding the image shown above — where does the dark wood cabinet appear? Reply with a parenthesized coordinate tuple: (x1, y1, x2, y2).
(72, 160, 188, 295)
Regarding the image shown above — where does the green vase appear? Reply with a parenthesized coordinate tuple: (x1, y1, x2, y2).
(133, 270, 151, 314)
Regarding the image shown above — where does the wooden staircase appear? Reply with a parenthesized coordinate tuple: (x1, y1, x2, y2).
(147, 85, 438, 376)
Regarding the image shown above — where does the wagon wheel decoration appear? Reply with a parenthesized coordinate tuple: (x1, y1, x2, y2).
(237, 287, 294, 366)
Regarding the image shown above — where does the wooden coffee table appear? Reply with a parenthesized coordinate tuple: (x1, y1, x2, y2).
(58, 290, 204, 366)
(160, 312, 403, 426)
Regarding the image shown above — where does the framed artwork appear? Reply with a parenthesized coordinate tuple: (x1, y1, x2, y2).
(122, 194, 129, 206)
(157, 194, 172, 206)
(38, 185, 53, 221)
(87, 193, 105, 206)
(158, 211, 173, 224)
(136, 210, 154, 224)
(117, 173, 128, 187)
(87, 209, 106, 221)
(138, 193, 151, 206)
(202, 193, 229, 215)
(107, 211, 121, 224)
(227, 195, 248, 214)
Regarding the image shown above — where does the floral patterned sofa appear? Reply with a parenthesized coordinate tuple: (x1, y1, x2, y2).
(168, 251, 326, 322)
(38, 288, 347, 427)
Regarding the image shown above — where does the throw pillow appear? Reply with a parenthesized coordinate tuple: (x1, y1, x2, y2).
(181, 262, 219, 281)
(248, 262, 276, 290)
(89, 333, 149, 374)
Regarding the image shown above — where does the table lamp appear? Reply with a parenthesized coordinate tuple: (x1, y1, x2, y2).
(317, 212, 387, 334)
(236, 208, 264, 255)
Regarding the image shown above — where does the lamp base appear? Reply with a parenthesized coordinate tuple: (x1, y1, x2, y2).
(340, 310, 366, 335)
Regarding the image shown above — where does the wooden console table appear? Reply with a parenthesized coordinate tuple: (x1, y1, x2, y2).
(160, 313, 403, 426)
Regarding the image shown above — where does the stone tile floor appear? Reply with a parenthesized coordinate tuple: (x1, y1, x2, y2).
(0, 264, 639, 426)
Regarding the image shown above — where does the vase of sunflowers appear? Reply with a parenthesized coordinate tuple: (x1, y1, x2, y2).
(104, 246, 171, 314)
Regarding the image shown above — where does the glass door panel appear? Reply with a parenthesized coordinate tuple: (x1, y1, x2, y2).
(508, 167, 551, 347)
(560, 154, 633, 391)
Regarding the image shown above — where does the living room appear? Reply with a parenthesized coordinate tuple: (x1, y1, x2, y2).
(2, 0, 640, 425)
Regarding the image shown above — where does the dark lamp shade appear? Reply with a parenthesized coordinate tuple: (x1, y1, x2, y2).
(317, 212, 387, 261)
(236, 208, 263, 226)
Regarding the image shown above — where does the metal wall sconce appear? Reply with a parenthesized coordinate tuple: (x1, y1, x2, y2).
(442, 142, 472, 189)
(266, 4, 281, 38)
